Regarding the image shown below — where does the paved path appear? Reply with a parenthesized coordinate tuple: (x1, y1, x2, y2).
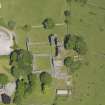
(32, 25, 43, 28)
(55, 23, 65, 26)
(32, 23, 65, 29)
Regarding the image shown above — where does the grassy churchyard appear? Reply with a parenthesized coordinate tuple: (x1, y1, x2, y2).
(0, 0, 105, 105)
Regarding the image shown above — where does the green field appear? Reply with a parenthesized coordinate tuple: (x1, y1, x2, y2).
(0, 0, 105, 105)
(30, 44, 51, 54)
(36, 56, 51, 71)
(57, 0, 105, 105)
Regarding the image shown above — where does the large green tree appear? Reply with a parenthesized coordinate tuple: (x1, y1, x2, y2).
(40, 72, 52, 93)
(64, 57, 73, 68)
(64, 56, 81, 72)
(40, 72, 52, 85)
(28, 74, 37, 92)
(10, 49, 33, 81)
(64, 34, 87, 55)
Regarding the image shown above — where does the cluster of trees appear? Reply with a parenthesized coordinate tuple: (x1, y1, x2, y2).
(14, 79, 26, 105)
(13, 74, 37, 105)
(27, 73, 37, 93)
(64, 34, 87, 72)
(0, 17, 56, 31)
(64, 56, 81, 73)
(10, 49, 33, 81)
(8, 45, 53, 104)
(42, 18, 55, 29)
(9, 49, 34, 104)
(13, 72, 52, 105)
(9, 49, 52, 104)
(64, 34, 87, 55)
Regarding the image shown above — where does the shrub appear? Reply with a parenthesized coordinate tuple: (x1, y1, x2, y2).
(42, 18, 55, 29)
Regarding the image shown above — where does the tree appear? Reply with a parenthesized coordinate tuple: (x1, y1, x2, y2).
(10, 36, 18, 50)
(8, 20, 16, 30)
(22, 24, 31, 32)
(64, 57, 81, 72)
(64, 34, 75, 49)
(28, 74, 37, 92)
(64, 10, 70, 17)
(64, 34, 87, 55)
(70, 61, 81, 70)
(74, 37, 87, 55)
(10, 49, 33, 81)
(14, 79, 26, 105)
(64, 57, 73, 68)
(42, 18, 55, 29)
(0, 74, 8, 85)
(40, 72, 52, 93)
(40, 72, 52, 85)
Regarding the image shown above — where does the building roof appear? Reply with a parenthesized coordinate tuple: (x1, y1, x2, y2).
(0, 27, 13, 55)
(56, 89, 72, 96)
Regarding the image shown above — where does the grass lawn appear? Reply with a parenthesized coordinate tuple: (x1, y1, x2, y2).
(0, 0, 105, 105)
(0, 0, 65, 105)
(30, 44, 51, 54)
(36, 56, 51, 71)
(56, 0, 105, 105)
(54, 79, 67, 89)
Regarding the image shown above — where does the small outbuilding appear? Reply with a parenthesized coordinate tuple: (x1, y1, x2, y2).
(56, 89, 72, 96)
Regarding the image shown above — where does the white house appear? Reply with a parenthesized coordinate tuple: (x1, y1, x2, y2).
(0, 27, 13, 55)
